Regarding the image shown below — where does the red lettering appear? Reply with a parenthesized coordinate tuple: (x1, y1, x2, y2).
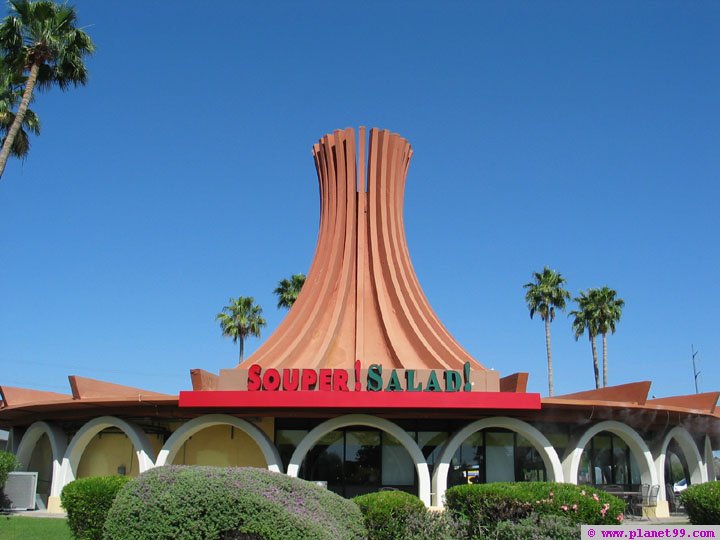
(333, 369, 349, 391)
(263, 368, 281, 391)
(282, 368, 299, 391)
(319, 369, 332, 391)
(247, 364, 262, 391)
(301, 369, 317, 391)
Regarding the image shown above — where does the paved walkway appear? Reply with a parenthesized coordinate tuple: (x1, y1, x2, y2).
(1, 509, 67, 519)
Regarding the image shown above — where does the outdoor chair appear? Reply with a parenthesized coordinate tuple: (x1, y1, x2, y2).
(630, 484, 650, 518)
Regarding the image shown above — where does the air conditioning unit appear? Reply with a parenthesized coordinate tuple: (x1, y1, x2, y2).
(2, 472, 38, 511)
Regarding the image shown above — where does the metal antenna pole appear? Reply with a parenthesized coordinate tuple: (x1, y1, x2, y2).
(692, 345, 700, 394)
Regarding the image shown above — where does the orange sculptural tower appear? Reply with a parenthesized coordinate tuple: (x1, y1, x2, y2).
(219, 127, 493, 390)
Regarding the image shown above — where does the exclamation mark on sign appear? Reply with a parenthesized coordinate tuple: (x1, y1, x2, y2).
(463, 361, 472, 392)
(355, 360, 361, 391)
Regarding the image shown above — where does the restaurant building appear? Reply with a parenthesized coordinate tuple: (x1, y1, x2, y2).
(1, 128, 718, 517)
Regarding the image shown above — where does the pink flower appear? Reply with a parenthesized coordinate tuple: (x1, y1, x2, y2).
(600, 508, 607, 517)
(617, 513, 624, 523)
(572, 504, 578, 511)
(592, 493, 599, 501)
(549, 491, 554, 498)
(561, 505, 569, 511)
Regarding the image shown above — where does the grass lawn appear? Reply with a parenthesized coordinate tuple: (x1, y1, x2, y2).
(0, 515, 73, 540)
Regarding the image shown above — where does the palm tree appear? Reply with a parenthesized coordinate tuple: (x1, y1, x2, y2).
(0, 0, 94, 179)
(216, 296, 266, 363)
(570, 290, 601, 389)
(273, 273, 305, 309)
(0, 59, 40, 160)
(592, 286, 624, 388)
(524, 267, 571, 396)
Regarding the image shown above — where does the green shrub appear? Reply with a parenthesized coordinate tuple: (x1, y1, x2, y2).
(445, 482, 625, 528)
(681, 482, 720, 524)
(400, 509, 471, 540)
(61, 475, 131, 540)
(103, 466, 366, 540)
(0, 451, 20, 488)
(353, 491, 426, 540)
(493, 514, 579, 540)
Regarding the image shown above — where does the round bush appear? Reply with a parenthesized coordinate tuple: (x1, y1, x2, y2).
(103, 466, 366, 540)
(445, 482, 625, 527)
(0, 451, 19, 488)
(353, 491, 426, 540)
(61, 475, 131, 540)
(681, 482, 720, 524)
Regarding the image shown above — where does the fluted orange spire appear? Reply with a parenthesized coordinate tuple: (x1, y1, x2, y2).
(236, 128, 484, 372)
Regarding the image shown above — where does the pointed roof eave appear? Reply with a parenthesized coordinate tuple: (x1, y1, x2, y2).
(547, 381, 652, 405)
(0, 385, 74, 408)
(68, 375, 173, 401)
(647, 392, 719, 415)
(190, 369, 219, 391)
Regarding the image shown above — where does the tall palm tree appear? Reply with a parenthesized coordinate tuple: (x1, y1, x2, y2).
(524, 267, 571, 396)
(0, 0, 94, 179)
(216, 296, 266, 364)
(592, 286, 624, 388)
(570, 290, 601, 389)
(273, 273, 305, 309)
(0, 59, 40, 159)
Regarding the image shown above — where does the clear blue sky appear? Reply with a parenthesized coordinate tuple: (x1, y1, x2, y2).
(0, 1, 718, 399)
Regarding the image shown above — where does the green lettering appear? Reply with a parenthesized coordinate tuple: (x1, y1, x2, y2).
(444, 370, 461, 392)
(385, 370, 404, 392)
(425, 371, 442, 392)
(367, 365, 383, 392)
(463, 361, 472, 392)
(405, 370, 422, 392)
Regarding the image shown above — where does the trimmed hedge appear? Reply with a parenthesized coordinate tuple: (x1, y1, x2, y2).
(353, 491, 426, 540)
(445, 482, 625, 528)
(681, 482, 720, 524)
(61, 476, 131, 540)
(103, 466, 366, 540)
(494, 514, 579, 540)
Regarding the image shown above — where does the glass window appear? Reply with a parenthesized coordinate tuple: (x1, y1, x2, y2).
(275, 429, 307, 471)
(382, 433, 414, 486)
(450, 432, 483, 487)
(303, 430, 344, 494)
(517, 435, 546, 482)
(485, 432, 515, 483)
(345, 431, 381, 484)
(592, 435, 612, 484)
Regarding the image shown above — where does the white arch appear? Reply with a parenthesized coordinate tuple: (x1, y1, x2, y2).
(155, 414, 282, 473)
(57, 416, 156, 497)
(704, 436, 716, 482)
(286, 414, 431, 506)
(433, 417, 563, 507)
(654, 426, 706, 500)
(563, 420, 658, 489)
(16, 421, 67, 507)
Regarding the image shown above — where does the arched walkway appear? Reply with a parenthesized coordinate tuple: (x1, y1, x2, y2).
(58, 416, 156, 497)
(16, 421, 67, 505)
(155, 414, 282, 472)
(286, 414, 431, 506)
(654, 426, 706, 499)
(432, 417, 563, 507)
(563, 421, 658, 488)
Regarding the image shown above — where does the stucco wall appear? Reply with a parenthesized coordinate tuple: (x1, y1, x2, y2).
(171, 425, 266, 468)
